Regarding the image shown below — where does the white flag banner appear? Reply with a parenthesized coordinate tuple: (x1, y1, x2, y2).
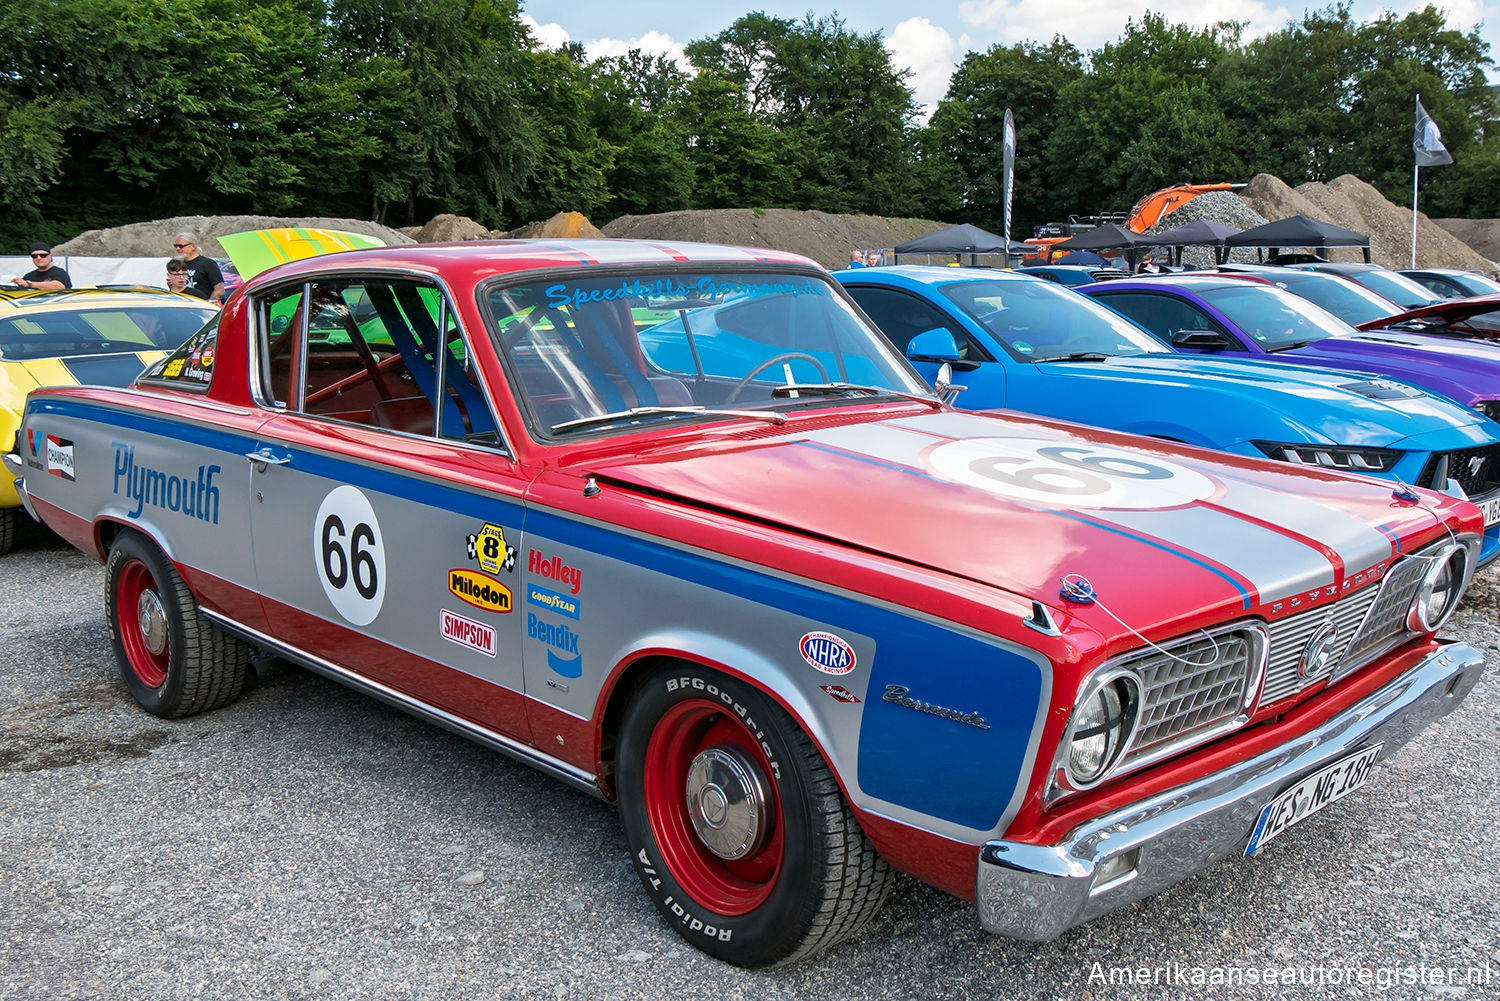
(1414, 96, 1453, 167)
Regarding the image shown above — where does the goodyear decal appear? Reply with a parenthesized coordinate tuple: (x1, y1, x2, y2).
(526, 583, 579, 619)
(448, 569, 512, 613)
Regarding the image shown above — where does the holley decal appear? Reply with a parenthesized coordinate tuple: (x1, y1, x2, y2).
(528, 549, 581, 594)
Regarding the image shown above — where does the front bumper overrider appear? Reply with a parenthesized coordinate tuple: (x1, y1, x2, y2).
(975, 640, 1484, 941)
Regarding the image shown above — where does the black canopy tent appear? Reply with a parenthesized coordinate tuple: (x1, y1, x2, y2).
(1050, 222, 1150, 268)
(1221, 215, 1372, 263)
(1145, 219, 1242, 265)
(892, 223, 1031, 265)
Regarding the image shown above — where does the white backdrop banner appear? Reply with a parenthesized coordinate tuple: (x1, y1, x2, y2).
(1, 256, 173, 289)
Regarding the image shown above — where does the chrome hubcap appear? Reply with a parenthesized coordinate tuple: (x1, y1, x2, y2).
(136, 590, 168, 657)
(685, 745, 770, 860)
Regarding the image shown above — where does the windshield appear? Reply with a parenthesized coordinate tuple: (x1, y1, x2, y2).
(1271, 273, 1400, 326)
(939, 278, 1168, 361)
(0, 303, 215, 360)
(484, 269, 926, 435)
(1198, 283, 1354, 349)
(1347, 270, 1445, 309)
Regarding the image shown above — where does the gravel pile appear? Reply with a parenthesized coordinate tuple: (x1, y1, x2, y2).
(1142, 191, 1267, 268)
(55, 215, 416, 258)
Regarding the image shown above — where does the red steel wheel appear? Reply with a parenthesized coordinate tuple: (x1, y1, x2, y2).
(114, 556, 171, 689)
(618, 664, 891, 967)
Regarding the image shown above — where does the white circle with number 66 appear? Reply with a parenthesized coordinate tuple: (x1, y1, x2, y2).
(927, 437, 1215, 510)
(314, 485, 386, 625)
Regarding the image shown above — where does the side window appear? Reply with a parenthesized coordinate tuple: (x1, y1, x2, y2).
(1095, 293, 1235, 349)
(255, 279, 501, 446)
(141, 315, 221, 388)
(847, 287, 988, 360)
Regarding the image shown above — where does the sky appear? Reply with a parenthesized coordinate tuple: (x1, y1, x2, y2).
(520, 0, 1499, 115)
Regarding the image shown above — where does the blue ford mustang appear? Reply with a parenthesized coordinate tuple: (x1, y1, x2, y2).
(836, 266, 1500, 564)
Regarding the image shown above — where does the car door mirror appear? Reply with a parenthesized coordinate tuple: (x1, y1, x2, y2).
(907, 327, 961, 362)
(1171, 328, 1231, 350)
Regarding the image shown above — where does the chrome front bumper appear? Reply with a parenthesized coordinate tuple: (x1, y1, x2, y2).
(976, 641, 1485, 942)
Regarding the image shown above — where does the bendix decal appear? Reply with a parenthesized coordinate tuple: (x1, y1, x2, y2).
(800, 631, 856, 675)
(926, 437, 1215, 510)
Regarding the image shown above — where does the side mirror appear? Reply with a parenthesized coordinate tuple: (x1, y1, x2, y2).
(907, 327, 961, 362)
(1171, 328, 1232, 350)
(933, 363, 968, 405)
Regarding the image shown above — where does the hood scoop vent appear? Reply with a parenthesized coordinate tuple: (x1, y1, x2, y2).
(1337, 379, 1423, 401)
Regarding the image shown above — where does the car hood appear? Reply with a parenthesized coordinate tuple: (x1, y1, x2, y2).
(586, 410, 1465, 632)
(1042, 354, 1490, 444)
(1285, 334, 1500, 406)
(1356, 293, 1500, 331)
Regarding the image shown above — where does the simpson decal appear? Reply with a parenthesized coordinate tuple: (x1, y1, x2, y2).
(449, 569, 513, 613)
(314, 485, 386, 626)
(440, 609, 497, 657)
(45, 435, 75, 480)
(800, 631, 856, 675)
(466, 522, 516, 575)
(926, 438, 1215, 510)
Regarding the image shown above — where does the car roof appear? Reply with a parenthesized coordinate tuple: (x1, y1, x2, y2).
(1080, 274, 1246, 293)
(0, 287, 211, 313)
(833, 263, 1036, 284)
(1295, 262, 1378, 273)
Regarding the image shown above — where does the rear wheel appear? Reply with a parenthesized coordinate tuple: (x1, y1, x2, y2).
(104, 532, 251, 717)
(617, 664, 890, 966)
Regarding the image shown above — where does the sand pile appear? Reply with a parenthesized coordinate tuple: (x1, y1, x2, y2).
(56, 215, 415, 257)
(1433, 218, 1500, 263)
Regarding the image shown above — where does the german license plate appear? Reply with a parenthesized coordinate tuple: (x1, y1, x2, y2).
(1482, 496, 1500, 527)
(1245, 743, 1382, 855)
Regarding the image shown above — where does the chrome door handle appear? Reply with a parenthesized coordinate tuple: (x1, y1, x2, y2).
(244, 448, 291, 467)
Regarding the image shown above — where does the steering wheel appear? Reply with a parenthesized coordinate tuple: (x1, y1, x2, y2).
(726, 352, 829, 403)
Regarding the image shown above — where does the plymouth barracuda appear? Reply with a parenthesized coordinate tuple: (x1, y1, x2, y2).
(6, 241, 1487, 966)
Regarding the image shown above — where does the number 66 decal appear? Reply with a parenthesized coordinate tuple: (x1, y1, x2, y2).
(314, 485, 386, 624)
(927, 437, 1215, 510)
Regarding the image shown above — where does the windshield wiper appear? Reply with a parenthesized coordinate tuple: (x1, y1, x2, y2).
(1033, 351, 1113, 363)
(769, 383, 942, 409)
(551, 406, 786, 434)
(1270, 340, 1314, 351)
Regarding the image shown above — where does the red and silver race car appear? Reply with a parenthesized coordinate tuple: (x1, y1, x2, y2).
(5, 240, 1485, 966)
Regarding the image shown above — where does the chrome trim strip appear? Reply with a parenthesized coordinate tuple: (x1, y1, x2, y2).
(201, 608, 604, 800)
(976, 640, 1484, 942)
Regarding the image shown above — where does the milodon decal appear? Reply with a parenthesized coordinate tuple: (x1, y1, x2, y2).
(314, 485, 386, 626)
(820, 685, 861, 703)
(926, 438, 1216, 510)
(466, 522, 516, 575)
(526, 583, 579, 619)
(528, 613, 581, 678)
(528, 549, 582, 594)
(440, 608, 496, 658)
(45, 435, 74, 480)
(112, 442, 220, 522)
(799, 631, 856, 675)
(881, 684, 991, 729)
(448, 568, 513, 613)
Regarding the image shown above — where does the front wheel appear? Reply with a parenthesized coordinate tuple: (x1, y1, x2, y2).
(617, 665, 890, 966)
(104, 532, 251, 717)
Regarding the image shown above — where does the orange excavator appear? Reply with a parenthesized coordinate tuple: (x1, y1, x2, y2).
(1023, 182, 1244, 262)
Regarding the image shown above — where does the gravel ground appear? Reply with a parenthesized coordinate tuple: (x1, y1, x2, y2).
(3, 517, 1499, 1000)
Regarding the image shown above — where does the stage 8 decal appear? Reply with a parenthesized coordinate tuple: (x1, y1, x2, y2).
(314, 485, 386, 625)
(927, 438, 1215, 510)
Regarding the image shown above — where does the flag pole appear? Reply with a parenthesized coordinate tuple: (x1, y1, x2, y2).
(1411, 160, 1419, 269)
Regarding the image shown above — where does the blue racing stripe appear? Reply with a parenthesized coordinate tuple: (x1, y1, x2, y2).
(58, 353, 151, 388)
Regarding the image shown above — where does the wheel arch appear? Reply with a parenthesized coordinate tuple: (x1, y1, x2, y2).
(94, 514, 176, 563)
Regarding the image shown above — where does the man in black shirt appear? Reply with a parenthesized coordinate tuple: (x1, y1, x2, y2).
(172, 232, 224, 304)
(11, 242, 71, 290)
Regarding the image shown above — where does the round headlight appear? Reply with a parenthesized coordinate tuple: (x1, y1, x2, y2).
(1407, 543, 1469, 632)
(1065, 670, 1141, 787)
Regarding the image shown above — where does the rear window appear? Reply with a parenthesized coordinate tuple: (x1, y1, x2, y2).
(0, 304, 215, 361)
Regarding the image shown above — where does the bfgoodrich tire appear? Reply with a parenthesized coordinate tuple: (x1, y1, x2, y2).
(0, 506, 18, 555)
(104, 532, 251, 718)
(617, 664, 891, 966)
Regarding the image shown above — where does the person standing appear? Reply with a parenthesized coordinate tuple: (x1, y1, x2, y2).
(847, 249, 866, 269)
(11, 243, 71, 290)
(165, 257, 189, 294)
(172, 232, 224, 304)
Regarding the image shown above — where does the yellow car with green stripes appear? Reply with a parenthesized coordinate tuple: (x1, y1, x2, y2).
(1, 288, 217, 552)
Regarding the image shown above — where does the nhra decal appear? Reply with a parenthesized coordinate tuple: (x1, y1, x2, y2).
(820, 685, 861, 703)
(526, 583, 579, 619)
(528, 613, 581, 677)
(440, 608, 496, 658)
(45, 435, 75, 480)
(528, 548, 582, 594)
(926, 437, 1215, 510)
(466, 522, 516, 575)
(112, 443, 220, 522)
(800, 631, 856, 675)
(314, 485, 386, 626)
(449, 569, 513, 613)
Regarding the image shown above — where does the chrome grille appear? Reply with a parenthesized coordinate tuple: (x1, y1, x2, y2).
(1338, 553, 1432, 669)
(1261, 587, 1381, 703)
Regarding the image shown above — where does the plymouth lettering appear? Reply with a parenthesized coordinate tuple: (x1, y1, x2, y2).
(112, 443, 220, 523)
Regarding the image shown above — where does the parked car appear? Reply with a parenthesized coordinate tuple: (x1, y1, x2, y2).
(0, 287, 218, 553)
(1081, 275, 1500, 559)
(1015, 264, 1132, 285)
(1287, 262, 1446, 310)
(1398, 268, 1500, 299)
(9, 241, 1487, 966)
(836, 266, 1500, 552)
(1358, 293, 1500, 339)
(1217, 264, 1404, 326)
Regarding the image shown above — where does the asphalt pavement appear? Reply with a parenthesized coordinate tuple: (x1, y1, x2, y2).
(3, 517, 1498, 1000)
